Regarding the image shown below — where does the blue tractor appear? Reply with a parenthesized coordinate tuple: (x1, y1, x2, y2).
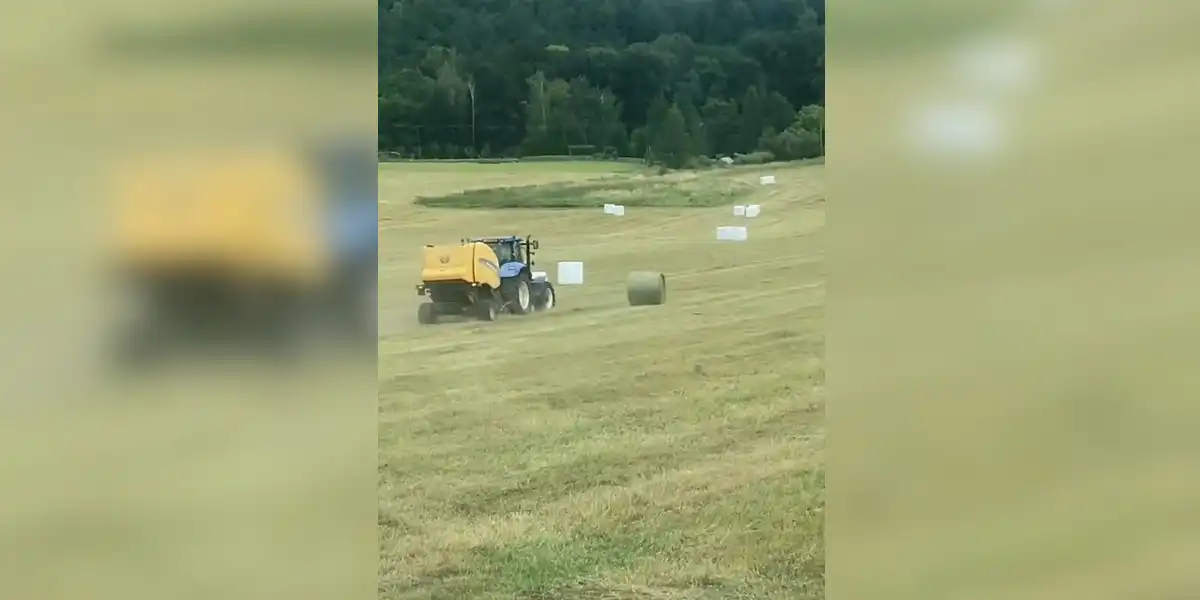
(464, 235, 557, 314)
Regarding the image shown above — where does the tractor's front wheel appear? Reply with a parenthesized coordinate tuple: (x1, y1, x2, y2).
(534, 282, 556, 311)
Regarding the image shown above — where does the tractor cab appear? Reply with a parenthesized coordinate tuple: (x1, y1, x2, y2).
(464, 235, 539, 268)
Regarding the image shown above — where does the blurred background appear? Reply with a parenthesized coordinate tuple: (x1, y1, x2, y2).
(831, 1, 1200, 598)
(0, 1, 376, 599)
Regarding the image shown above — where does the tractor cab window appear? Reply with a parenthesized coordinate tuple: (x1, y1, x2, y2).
(492, 243, 514, 263)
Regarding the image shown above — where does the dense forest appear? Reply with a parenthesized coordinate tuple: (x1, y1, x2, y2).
(378, 0, 825, 166)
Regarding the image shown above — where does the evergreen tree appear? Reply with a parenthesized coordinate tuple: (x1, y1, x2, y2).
(653, 104, 693, 169)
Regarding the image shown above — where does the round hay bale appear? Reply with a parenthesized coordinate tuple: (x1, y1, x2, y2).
(627, 271, 667, 306)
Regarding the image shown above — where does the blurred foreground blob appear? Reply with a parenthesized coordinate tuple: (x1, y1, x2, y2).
(833, 1, 1200, 599)
(105, 137, 377, 374)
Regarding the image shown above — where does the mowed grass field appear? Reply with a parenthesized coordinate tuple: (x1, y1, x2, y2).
(378, 160, 825, 599)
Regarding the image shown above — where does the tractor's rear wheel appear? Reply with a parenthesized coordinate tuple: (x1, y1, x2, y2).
(512, 279, 531, 314)
(500, 276, 532, 315)
(417, 303, 438, 325)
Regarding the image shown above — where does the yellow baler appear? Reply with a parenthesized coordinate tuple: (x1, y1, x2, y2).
(111, 149, 331, 289)
(418, 242, 501, 289)
(415, 242, 503, 323)
(107, 141, 377, 365)
(414, 235, 556, 325)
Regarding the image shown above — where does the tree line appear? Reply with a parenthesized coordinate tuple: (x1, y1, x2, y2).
(378, 0, 825, 166)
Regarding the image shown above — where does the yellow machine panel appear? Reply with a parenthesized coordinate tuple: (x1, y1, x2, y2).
(420, 242, 501, 289)
(111, 149, 328, 286)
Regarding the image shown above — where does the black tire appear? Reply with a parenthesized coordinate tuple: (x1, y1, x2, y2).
(477, 296, 499, 321)
(511, 279, 533, 315)
(534, 282, 556, 311)
(417, 303, 438, 325)
(499, 274, 533, 315)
